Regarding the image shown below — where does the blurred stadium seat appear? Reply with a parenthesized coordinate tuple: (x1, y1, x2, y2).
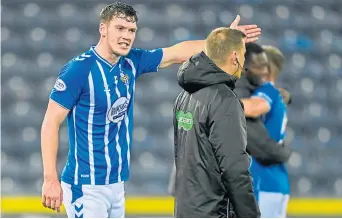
(1, 0, 342, 217)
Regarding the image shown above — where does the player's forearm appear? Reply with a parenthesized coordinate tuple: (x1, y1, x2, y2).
(241, 98, 265, 118)
(178, 40, 205, 60)
(160, 40, 206, 68)
(41, 120, 60, 180)
(241, 99, 258, 117)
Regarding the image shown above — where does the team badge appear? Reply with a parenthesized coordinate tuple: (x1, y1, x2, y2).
(120, 73, 129, 85)
(118, 64, 129, 86)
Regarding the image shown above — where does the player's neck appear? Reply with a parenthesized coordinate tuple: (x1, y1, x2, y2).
(270, 74, 276, 84)
(94, 43, 120, 65)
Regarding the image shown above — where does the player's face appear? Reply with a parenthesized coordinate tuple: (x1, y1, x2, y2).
(248, 52, 269, 80)
(103, 16, 137, 56)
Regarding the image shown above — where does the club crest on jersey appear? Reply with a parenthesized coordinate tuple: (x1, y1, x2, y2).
(118, 64, 129, 85)
(108, 97, 129, 123)
(120, 73, 129, 85)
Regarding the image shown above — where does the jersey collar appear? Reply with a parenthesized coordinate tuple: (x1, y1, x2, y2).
(90, 46, 119, 69)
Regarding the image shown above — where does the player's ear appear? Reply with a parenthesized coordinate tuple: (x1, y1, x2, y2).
(99, 23, 107, 37)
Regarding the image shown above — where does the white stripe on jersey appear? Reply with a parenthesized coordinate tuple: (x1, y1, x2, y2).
(73, 106, 79, 185)
(113, 75, 123, 182)
(96, 60, 112, 184)
(125, 58, 136, 167)
(88, 71, 96, 185)
(91, 47, 112, 68)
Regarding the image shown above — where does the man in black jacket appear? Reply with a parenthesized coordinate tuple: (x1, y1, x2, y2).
(173, 28, 260, 218)
(234, 43, 292, 166)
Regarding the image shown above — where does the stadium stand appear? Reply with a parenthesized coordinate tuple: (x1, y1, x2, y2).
(1, 0, 342, 217)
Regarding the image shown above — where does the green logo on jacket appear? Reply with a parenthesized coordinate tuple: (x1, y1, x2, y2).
(176, 111, 193, 131)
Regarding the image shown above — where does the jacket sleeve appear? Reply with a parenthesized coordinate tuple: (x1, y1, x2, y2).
(170, 91, 184, 197)
(208, 95, 260, 218)
(168, 162, 176, 196)
(246, 117, 292, 166)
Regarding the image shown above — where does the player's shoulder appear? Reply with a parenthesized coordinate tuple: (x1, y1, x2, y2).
(125, 47, 141, 59)
(126, 47, 161, 59)
(70, 50, 96, 70)
(257, 82, 279, 95)
(60, 49, 96, 75)
(259, 82, 273, 89)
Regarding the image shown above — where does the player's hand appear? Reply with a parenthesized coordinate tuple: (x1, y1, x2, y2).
(42, 177, 63, 212)
(278, 87, 292, 105)
(229, 15, 261, 43)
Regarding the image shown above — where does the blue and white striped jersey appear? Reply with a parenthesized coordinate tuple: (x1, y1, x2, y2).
(50, 46, 163, 185)
(249, 82, 290, 195)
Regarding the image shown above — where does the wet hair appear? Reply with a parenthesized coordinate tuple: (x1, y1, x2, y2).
(100, 2, 138, 23)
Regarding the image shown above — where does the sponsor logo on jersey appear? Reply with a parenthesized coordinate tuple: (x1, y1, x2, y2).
(54, 79, 66, 91)
(108, 97, 129, 123)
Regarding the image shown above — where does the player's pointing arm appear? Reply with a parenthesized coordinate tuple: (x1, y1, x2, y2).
(159, 15, 262, 68)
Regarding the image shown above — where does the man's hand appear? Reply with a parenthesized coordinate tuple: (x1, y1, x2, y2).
(278, 87, 292, 105)
(241, 97, 271, 118)
(159, 15, 262, 69)
(42, 177, 63, 212)
(230, 15, 261, 43)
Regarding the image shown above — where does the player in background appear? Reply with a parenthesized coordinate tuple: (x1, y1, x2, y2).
(234, 43, 291, 166)
(241, 45, 289, 218)
(40, 2, 262, 218)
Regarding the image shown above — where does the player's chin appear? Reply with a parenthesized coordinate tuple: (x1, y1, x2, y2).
(113, 47, 131, 56)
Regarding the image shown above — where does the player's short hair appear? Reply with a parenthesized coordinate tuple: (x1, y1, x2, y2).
(262, 45, 285, 76)
(205, 28, 246, 65)
(245, 43, 264, 64)
(100, 2, 138, 23)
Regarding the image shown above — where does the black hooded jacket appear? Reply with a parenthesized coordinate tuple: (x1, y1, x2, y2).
(173, 52, 260, 218)
(234, 75, 292, 165)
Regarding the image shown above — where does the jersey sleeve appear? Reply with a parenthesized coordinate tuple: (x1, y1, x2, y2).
(252, 83, 276, 108)
(129, 48, 163, 77)
(49, 62, 87, 110)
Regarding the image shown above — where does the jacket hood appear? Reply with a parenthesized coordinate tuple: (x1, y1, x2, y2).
(177, 52, 237, 93)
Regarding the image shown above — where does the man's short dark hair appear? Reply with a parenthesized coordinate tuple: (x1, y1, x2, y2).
(245, 43, 264, 64)
(100, 2, 138, 23)
(205, 28, 246, 65)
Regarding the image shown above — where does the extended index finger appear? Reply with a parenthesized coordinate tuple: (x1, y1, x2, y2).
(246, 37, 260, 43)
(239, 24, 258, 30)
(246, 31, 261, 39)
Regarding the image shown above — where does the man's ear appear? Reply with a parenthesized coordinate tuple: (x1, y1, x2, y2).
(232, 51, 237, 65)
(99, 23, 107, 37)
